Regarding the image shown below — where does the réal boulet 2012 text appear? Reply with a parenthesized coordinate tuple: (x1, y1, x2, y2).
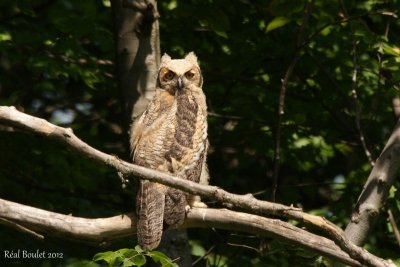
(4, 249, 63, 259)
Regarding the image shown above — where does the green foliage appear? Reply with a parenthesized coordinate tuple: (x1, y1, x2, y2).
(93, 246, 178, 267)
(266, 16, 291, 32)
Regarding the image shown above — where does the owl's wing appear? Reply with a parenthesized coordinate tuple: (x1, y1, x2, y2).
(131, 89, 176, 169)
(130, 90, 164, 157)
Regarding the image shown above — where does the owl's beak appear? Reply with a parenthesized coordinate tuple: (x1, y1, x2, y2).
(177, 77, 184, 90)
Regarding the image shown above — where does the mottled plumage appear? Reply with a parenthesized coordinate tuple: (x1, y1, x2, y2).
(130, 52, 208, 251)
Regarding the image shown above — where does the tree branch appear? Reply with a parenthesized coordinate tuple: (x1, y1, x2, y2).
(0, 106, 395, 267)
(0, 198, 362, 266)
(340, 0, 375, 166)
(271, 0, 313, 201)
(345, 119, 400, 246)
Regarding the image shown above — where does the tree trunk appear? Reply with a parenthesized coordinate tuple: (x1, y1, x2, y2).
(111, 0, 160, 129)
(110, 1, 192, 265)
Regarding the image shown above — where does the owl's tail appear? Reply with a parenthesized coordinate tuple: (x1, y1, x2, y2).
(136, 181, 165, 251)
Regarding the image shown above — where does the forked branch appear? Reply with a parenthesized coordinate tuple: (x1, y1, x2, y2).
(0, 198, 361, 266)
(0, 106, 395, 267)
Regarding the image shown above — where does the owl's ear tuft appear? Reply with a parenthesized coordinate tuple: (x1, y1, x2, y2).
(185, 52, 198, 66)
(161, 53, 172, 66)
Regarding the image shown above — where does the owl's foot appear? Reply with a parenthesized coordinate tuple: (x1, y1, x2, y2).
(188, 195, 208, 209)
(190, 201, 208, 208)
(185, 201, 207, 214)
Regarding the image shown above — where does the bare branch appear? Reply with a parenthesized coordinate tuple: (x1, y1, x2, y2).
(345, 119, 400, 248)
(0, 198, 362, 266)
(0, 106, 395, 267)
(340, 0, 375, 166)
(0, 217, 44, 240)
(272, 0, 313, 201)
(387, 209, 400, 248)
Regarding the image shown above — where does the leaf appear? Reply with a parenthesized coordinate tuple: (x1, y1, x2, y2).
(381, 43, 400, 56)
(266, 17, 290, 32)
(0, 31, 11, 42)
(190, 240, 206, 257)
(134, 245, 144, 254)
(148, 251, 178, 267)
(122, 258, 136, 267)
(93, 251, 115, 263)
(199, 8, 230, 38)
(148, 251, 169, 262)
(131, 255, 146, 267)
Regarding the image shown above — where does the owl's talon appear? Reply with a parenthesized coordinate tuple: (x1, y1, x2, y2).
(191, 201, 208, 208)
(185, 205, 191, 213)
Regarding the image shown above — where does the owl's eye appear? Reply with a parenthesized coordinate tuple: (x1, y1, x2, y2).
(164, 71, 175, 80)
(185, 71, 195, 79)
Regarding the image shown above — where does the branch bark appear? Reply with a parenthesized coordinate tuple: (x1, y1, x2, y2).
(0, 198, 362, 266)
(345, 119, 400, 245)
(0, 106, 395, 267)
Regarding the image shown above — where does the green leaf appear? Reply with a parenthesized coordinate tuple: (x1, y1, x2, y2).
(118, 248, 136, 256)
(148, 251, 169, 262)
(148, 251, 178, 267)
(190, 240, 206, 257)
(199, 8, 230, 38)
(0, 31, 11, 42)
(122, 259, 135, 267)
(266, 17, 290, 32)
(131, 254, 146, 266)
(93, 251, 115, 263)
(134, 245, 144, 254)
(382, 43, 400, 56)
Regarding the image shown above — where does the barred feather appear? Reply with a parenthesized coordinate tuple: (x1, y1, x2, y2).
(130, 52, 208, 251)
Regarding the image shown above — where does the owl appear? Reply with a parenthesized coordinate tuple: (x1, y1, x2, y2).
(130, 52, 208, 251)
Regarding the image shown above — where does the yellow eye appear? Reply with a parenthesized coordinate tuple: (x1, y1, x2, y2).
(164, 71, 175, 80)
(185, 71, 195, 79)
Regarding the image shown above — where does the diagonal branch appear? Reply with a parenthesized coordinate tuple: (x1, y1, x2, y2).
(0, 106, 395, 267)
(0, 198, 362, 266)
(340, 0, 375, 166)
(345, 119, 400, 245)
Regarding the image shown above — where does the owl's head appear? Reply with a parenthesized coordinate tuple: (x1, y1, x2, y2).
(157, 52, 203, 94)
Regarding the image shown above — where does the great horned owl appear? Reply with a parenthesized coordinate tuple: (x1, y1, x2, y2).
(130, 52, 208, 251)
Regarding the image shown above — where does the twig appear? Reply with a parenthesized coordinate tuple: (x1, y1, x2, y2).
(271, 55, 299, 200)
(387, 209, 400, 248)
(0, 0, 56, 24)
(192, 245, 216, 266)
(340, 0, 375, 166)
(0, 106, 395, 267)
(226, 242, 259, 253)
(271, 0, 313, 201)
(207, 112, 246, 121)
(0, 217, 44, 240)
(299, 11, 397, 53)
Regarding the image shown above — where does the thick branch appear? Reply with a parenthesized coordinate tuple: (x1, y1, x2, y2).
(345, 119, 400, 245)
(0, 198, 361, 266)
(0, 106, 394, 267)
